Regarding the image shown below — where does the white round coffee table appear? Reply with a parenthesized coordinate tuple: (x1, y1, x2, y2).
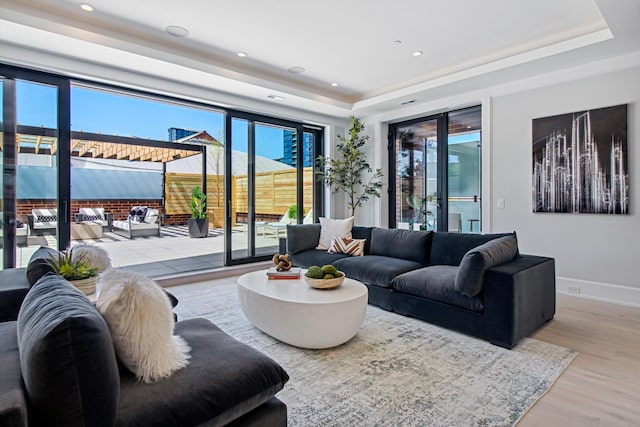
(237, 270, 368, 349)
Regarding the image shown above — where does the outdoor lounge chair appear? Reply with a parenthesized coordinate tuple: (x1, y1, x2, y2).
(75, 207, 113, 231)
(267, 210, 312, 238)
(27, 208, 57, 235)
(112, 207, 161, 239)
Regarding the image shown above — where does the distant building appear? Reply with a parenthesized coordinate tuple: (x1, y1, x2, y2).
(168, 127, 198, 141)
(282, 131, 313, 167)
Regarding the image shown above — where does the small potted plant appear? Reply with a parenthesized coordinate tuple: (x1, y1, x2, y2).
(48, 249, 99, 295)
(188, 186, 208, 238)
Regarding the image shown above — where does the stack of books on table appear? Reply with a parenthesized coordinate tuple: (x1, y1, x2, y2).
(267, 267, 301, 280)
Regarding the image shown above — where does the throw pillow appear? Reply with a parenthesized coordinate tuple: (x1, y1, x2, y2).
(144, 209, 159, 224)
(95, 269, 190, 383)
(454, 235, 519, 297)
(316, 216, 354, 250)
(70, 243, 112, 273)
(17, 275, 120, 426)
(328, 236, 366, 256)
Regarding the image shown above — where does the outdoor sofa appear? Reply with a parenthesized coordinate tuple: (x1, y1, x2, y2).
(27, 208, 57, 235)
(281, 224, 556, 349)
(75, 207, 113, 231)
(112, 206, 161, 239)
(0, 249, 289, 426)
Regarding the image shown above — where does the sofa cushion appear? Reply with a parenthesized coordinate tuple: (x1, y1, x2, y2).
(16, 275, 120, 427)
(369, 228, 432, 265)
(334, 255, 423, 288)
(290, 249, 349, 268)
(0, 321, 27, 426)
(286, 224, 321, 254)
(116, 318, 289, 427)
(393, 266, 484, 312)
(0, 268, 30, 322)
(351, 226, 374, 255)
(429, 232, 516, 266)
(26, 246, 61, 286)
(455, 235, 519, 297)
(316, 217, 354, 250)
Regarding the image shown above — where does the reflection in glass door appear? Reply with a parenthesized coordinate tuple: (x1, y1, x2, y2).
(390, 106, 481, 233)
(394, 118, 438, 231)
(447, 107, 482, 233)
(227, 116, 312, 264)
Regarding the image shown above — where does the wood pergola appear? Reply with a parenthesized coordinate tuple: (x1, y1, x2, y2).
(7, 132, 202, 163)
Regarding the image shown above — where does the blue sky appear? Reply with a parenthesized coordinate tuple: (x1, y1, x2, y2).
(15, 81, 285, 160)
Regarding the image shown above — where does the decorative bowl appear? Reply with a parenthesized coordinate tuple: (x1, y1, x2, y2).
(304, 272, 345, 289)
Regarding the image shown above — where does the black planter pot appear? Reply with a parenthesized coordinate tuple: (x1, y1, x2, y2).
(188, 218, 208, 238)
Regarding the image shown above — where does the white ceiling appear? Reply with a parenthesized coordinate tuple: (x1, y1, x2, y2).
(1, 0, 639, 118)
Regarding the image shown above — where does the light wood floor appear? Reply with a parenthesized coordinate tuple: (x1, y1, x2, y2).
(519, 294, 640, 426)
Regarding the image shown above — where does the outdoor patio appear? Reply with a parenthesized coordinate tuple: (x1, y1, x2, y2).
(15, 225, 282, 278)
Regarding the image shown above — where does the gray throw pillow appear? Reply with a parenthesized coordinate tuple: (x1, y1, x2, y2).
(455, 235, 518, 297)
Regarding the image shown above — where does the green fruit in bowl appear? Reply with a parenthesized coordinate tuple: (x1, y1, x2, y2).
(321, 264, 338, 276)
(306, 266, 323, 279)
(323, 274, 335, 280)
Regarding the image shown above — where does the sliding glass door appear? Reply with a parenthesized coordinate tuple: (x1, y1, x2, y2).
(390, 106, 481, 233)
(1, 71, 63, 268)
(226, 114, 317, 264)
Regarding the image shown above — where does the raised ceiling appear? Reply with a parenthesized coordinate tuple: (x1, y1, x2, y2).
(1, 0, 639, 117)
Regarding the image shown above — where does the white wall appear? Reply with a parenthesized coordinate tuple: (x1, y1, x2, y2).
(491, 66, 639, 305)
(363, 63, 640, 307)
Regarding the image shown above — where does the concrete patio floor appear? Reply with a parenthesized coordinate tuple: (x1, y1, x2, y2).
(14, 225, 281, 278)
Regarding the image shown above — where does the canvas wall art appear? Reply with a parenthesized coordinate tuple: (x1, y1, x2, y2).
(532, 104, 628, 214)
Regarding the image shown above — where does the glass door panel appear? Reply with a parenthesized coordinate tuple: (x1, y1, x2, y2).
(230, 118, 250, 260)
(0, 78, 4, 269)
(394, 119, 438, 231)
(16, 80, 59, 267)
(302, 131, 316, 223)
(447, 107, 482, 233)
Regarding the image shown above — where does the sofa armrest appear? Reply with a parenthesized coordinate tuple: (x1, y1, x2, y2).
(27, 214, 35, 232)
(483, 255, 556, 349)
(105, 212, 113, 231)
(279, 237, 287, 254)
(0, 321, 28, 427)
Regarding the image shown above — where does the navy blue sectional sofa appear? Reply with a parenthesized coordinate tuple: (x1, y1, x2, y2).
(281, 225, 556, 349)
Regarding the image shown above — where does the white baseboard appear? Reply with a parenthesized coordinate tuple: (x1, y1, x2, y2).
(556, 276, 640, 308)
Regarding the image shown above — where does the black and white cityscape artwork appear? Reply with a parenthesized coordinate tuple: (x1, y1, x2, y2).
(532, 104, 628, 214)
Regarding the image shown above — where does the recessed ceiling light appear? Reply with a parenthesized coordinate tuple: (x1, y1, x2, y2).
(394, 40, 402, 45)
(413, 51, 424, 57)
(288, 66, 306, 74)
(331, 82, 339, 87)
(165, 26, 189, 38)
(237, 52, 248, 58)
(80, 4, 94, 12)
(399, 99, 416, 105)
(267, 94, 285, 100)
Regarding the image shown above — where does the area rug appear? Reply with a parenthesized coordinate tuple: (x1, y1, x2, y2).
(170, 280, 576, 427)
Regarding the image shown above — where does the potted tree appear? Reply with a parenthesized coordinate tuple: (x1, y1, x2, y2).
(188, 186, 208, 238)
(317, 116, 384, 217)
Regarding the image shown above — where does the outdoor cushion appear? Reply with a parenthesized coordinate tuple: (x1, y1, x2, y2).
(369, 228, 432, 265)
(455, 235, 519, 297)
(334, 255, 423, 288)
(393, 265, 484, 312)
(116, 318, 289, 426)
(17, 275, 120, 427)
